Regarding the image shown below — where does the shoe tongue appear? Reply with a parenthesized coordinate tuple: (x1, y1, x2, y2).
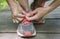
(22, 23, 34, 33)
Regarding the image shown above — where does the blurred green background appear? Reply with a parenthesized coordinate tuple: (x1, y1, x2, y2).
(0, 0, 8, 11)
(0, 0, 49, 11)
(0, 0, 18, 11)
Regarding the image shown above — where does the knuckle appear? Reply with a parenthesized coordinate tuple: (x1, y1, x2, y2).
(13, 14, 18, 17)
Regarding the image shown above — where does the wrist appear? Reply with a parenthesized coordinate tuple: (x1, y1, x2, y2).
(36, 7, 51, 18)
(40, 6, 52, 17)
(45, 6, 53, 13)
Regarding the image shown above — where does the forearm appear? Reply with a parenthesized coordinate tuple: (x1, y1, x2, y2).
(46, 0, 60, 13)
(18, 0, 29, 11)
(39, 0, 60, 17)
(6, 0, 18, 14)
(6, 0, 23, 14)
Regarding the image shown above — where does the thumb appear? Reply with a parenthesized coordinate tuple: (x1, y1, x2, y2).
(29, 9, 38, 16)
(22, 11, 27, 15)
(25, 9, 38, 17)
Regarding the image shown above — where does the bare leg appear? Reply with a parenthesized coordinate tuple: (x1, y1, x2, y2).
(18, 0, 30, 12)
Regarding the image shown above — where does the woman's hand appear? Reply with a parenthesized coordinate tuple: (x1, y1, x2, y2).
(25, 8, 47, 21)
(12, 11, 25, 23)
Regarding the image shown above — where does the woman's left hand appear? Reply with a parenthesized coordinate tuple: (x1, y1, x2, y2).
(25, 8, 47, 21)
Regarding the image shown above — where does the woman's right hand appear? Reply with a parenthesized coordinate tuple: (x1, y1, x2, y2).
(12, 11, 25, 23)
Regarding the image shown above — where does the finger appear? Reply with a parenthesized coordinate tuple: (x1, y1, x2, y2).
(17, 17, 23, 21)
(17, 14, 25, 18)
(22, 11, 27, 15)
(13, 19, 16, 23)
(15, 19, 19, 23)
(30, 9, 38, 15)
(13, 19, 19, 23)
(26, 14, 39, 21)
(25, 13, 31, 17)
(26, 16, 33, 21)
(26, 9, 38, 17)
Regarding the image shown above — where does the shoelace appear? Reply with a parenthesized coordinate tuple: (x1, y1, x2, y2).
(22, 14, 32, 24)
